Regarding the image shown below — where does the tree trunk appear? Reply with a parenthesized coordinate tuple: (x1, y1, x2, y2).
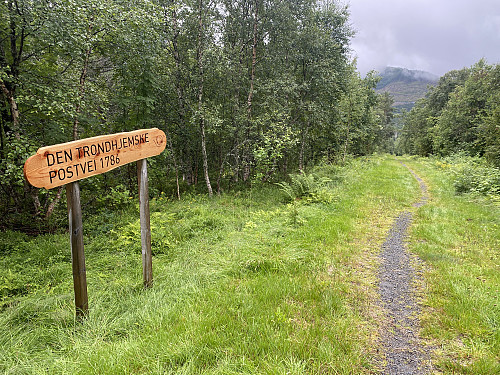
(299, 125, 308, 172)
(165, 126, 181, 200)
(197, 0, 213, 197)
(0, 80, 20, 136)
(73, 45, 92, 140)
(342, 125, 350, 163)
(169, 2, 192, 192)
(0, 0, 25, 136)
(1, 2, 42, 216)
(170, 2, 188, 123)
(242, 0, 260, 182)
(343, 97, 352, 163)
(247, 0, 259, 120)
(200, 117, 213, 196)
(0, 112, 5, 159)
(231, 48, 245, 183)
(45, 186, 64, 220)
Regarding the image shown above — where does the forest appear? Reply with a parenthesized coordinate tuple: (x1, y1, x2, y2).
(1, 0, 499, 227)
(397, 59, 500, 166)
(0, 0, 396, 230)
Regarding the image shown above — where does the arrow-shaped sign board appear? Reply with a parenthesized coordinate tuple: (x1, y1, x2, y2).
(24, 128, 166, 189)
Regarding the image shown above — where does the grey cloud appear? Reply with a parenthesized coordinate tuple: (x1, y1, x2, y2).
(347, 0, 500, 76)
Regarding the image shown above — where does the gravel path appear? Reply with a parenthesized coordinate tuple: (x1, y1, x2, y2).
(378, 164, 431, 374)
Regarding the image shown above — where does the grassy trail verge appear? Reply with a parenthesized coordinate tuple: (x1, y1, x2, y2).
(401, 158, 499, 374)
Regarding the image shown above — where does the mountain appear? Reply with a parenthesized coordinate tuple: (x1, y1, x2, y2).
(376, 67, 439, 112)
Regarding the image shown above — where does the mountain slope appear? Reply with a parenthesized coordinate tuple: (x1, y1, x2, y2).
(376, 67, 439, 111)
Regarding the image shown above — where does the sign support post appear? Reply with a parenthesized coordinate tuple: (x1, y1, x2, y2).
(137, 158, 153, 287)
(66, 181, 88, 317)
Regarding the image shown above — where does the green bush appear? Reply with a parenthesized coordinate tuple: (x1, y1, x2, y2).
(276, 172, 334, 203)
(0, 231, 28, 255)
(453, 165, 500, 195)
(95, 184, 132, 210)
(436, 154, 500, 196)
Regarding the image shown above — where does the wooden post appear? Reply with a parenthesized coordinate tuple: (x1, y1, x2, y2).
(66, 181, 88, 318)
(137, 159, 153, 287)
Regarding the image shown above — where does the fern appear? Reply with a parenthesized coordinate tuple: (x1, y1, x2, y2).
(277, 172, 332, 202)
(275, 181, 295, 201)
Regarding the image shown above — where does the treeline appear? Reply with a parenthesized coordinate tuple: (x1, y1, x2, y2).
(0, 0, 393, 230)
(397, 60, 500, 167)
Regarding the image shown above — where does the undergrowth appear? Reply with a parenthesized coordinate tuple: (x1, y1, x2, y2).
(433, 153, 500, 198)
(276, 172, 336, 204)
(2, 156, 415, 374)
(1, 155, 497, 374)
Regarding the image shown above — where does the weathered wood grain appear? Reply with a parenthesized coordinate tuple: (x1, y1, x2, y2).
(66, 181, 88, 318)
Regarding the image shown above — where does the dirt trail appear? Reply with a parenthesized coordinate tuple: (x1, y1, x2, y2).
(378, 163, 431, 374)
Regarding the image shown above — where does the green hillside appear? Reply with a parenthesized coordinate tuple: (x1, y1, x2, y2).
(376, 67, 439, 111)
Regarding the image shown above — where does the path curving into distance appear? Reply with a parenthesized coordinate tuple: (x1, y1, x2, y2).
(378, 163, 431, 374)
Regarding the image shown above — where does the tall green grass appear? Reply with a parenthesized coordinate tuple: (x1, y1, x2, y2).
(403, 157, 499, 374)
(0, 156, 430, 374)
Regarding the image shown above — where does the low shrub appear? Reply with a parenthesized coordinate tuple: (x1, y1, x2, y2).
(452, 165, 500, 195)
(276, 172, 334, 203)
(437, 154, 500, 196)
(95, 184, 132, 210)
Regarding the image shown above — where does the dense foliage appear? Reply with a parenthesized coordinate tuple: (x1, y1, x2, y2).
(0, 0, 394, 230)
(397, 60, 500, 167)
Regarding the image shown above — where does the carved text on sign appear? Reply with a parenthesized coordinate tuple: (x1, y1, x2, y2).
(24, 128, 166, 189)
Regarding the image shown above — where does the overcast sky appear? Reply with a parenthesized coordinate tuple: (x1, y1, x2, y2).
(346, 0, 500, 76)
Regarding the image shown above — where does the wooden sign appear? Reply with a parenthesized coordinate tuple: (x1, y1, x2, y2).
(24, 128, 166, 318)
(24, 128, 166, 189)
